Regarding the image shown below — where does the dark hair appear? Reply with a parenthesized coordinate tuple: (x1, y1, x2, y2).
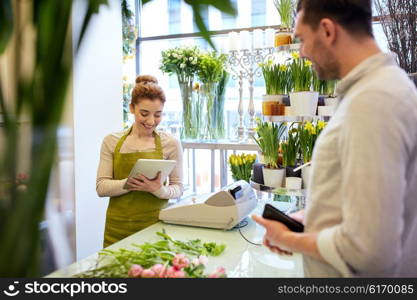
(131, 75, 166, 105)
(297, 0, 373, 37)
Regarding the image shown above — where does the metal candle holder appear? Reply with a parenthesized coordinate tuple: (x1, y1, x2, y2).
(227, 47, 275, 142)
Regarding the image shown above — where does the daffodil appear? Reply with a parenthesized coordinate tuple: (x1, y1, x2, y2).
(291, 51, 300, 59)
(304, 60, 313, 67)
(317, 120, 326, 130)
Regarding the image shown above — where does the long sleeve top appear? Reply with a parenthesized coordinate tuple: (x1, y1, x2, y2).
(303, 53, 417, 277)
(96, 129, 183, 200)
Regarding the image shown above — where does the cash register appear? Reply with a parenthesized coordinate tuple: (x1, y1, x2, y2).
(159, 180, 257, 230)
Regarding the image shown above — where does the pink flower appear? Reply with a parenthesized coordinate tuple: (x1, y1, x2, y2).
(151, 264, 167, 278)
(141, 268, 156, 278)
(166, 266, 186, 278)
(172, 253, 189, 270)
(208, 267, 226, 278)
(128, 264, 143, 278)
(198, 255, 208, 266)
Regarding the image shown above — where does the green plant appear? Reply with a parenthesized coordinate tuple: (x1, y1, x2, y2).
(312, 70, 338, 96)
(252, 119, 286, 169)
(289, 52, 313, 92)
(273, 0, 295, 29)
(281, 124, 299, 167)
(0, 0, 236, 277)
(260, 60, 290, 95)
(228, 153, 257, 182)
(299, 120, 326, 163)
(213, 70, 229, 138)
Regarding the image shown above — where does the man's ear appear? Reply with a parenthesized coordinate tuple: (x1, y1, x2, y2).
(129, 103, 134, 114)
(320, 18, 337, 46)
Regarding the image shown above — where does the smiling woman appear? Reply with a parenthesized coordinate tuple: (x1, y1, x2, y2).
(96, 75, 183, 248)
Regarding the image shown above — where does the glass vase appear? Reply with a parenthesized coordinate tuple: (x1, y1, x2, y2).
(201, 82, 218, 139)
(179, 80, 201, 139)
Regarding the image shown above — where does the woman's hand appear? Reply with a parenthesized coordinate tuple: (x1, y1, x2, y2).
(252, 214, 294, 256)
(125, 172, 162, 193)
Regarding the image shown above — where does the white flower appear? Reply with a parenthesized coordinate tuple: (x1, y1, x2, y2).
(180, 63, 186, 68)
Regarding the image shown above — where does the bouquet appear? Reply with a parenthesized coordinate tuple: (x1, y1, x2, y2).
(160, 46, 201, 84)
(229, 153, 257, 183)
(299, 120, 326, 163)
(76, 230, 226, 278)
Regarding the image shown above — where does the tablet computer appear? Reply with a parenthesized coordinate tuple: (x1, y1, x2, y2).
(123, 159, 176, 189)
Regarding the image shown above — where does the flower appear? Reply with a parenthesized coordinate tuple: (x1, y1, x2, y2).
(128, 264, 144, 278)
(208, 267, 226, 278)
(198, 255, 208, 265)
(317, 120, 326, 130)
(291, 51, 300, 59)
(141, 268, 156, 278)
(151, 264, 167, 278)
(166, 266, 186, 278)
(304, 60, 312, 67)
(172, 253, 190, 270)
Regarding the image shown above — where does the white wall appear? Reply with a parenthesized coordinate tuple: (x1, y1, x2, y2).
(72, 0, 123, 260)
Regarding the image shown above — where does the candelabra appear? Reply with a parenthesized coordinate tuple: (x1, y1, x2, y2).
(227, 47, 275, 142)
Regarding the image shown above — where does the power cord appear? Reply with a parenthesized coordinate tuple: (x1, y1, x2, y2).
(233, 219, 263, 246)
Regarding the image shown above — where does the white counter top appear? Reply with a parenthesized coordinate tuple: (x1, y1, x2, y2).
(47, 200, 304, 278)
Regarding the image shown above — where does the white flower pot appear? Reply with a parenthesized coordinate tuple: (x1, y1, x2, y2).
(301, 165, 311, 189)
(318, 105, 336, 116)
(324, 97, 340, 107)
(285, 177, 302, 189)
(262, 167, 285, 188)
(289, 91, 319, 116)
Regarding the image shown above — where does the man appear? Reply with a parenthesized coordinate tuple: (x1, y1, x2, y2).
(253, 0, 417, 277)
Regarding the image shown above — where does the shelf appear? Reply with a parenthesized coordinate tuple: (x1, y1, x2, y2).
(250, 179, 306, 197)
(274, 43, 301, 52)
(262, 115, 330, 122)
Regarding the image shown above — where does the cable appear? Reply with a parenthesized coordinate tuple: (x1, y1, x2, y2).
(234, 220, 263, 246)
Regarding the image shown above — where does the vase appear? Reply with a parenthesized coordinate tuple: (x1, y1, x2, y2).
(262, 167, 285, 188)
(179, 81, 201, 139)
(201, 82, 218, 140)
(274, 30, 292, 47)
(289, 91, 319, 116)
(285, 165, 301, 178)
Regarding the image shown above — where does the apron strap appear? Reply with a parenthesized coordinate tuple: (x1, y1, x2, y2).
(114, 126, 163, 155)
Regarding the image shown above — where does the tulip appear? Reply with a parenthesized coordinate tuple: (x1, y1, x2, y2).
(128, 264, 144, 278)
(141, 269, 156, 278)
(151, 264, 167, 278)
(172, 253, 190, 270)
(208, 267, 226, 278)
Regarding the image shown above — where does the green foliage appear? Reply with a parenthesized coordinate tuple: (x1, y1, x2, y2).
(196, 51, 227, 84)
(281, 124, 299, 167)
(298, 121, 326, 163)
(252, 119, 286, 169)
(160, 46, 201, 83)
(260, 60, 290, 95)
(289, 52, 313, 92)
(76, 230, 226, 278)
(121, 0, 137, 56)
(273, 0, 294, 29)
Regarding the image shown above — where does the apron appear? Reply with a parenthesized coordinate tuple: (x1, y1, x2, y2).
(103, 128, 168, 248)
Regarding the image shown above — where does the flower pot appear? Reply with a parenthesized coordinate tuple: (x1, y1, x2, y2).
(285, 177, 302, 189)
(274, 31, 292, 47)
(252, 163, 265, 185)
(285, 165, 301, 178)
(324, 97, 340, 107)
(318, 106, 336, 116)
(289, 91, 319, 116)
(262, 167, 285, 188)
(301, 165, 311, 189)
(262, 95, 286, 116)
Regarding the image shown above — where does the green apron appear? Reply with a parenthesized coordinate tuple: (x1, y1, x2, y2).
(103, 128, 168, 248)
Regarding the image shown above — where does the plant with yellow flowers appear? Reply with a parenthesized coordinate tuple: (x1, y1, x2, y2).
(299, 120, 327, 163)
(289, 52, 313, 92)
(260, 60, 290, 95)
(281, 124, 299, 167)
(228, 153, 257, 183)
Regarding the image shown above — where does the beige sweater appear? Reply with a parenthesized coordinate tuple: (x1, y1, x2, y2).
(96, 129, 183, 200)
(303, 53, 417, 277)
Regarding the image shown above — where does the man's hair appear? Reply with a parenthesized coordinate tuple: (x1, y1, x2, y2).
(297, 0, 373, 37)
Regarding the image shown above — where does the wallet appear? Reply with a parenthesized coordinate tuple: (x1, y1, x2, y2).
(262, 204, 304, 232)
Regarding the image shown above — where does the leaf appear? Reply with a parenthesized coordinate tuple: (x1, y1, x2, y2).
(0, 0, 13, 54)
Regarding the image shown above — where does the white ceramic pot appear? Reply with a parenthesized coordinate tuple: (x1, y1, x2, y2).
(324, 97, 340, 107)
(318, 105, 335, 116)
(301, 165, 311, 189)
(285, 177, 302, 189)
(262, 167, 285, 188)
(289, 91, 319, 116)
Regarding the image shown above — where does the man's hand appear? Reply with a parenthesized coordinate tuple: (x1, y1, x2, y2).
(252, 214, 294, 256)
(125, 172, 162, 193)
(289, 209, 304, 223)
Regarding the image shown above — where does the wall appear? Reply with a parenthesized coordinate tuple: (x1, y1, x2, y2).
(72, 0, 124, 260)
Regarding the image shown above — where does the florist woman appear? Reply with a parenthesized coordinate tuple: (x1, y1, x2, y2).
(96, 75, 183, 247)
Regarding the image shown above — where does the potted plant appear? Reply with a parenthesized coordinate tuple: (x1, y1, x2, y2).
(273, 0, 294, 47)
(288, 52, 318, 116)
(196, 51, 227, 139)
(252, 119, 286, 188)
(260, 60, 289, 116)
(160, 46, 202, 139)
(228, 153, 257, 183)
(281, 124, 301, 177)
(298, 120, 326, 188)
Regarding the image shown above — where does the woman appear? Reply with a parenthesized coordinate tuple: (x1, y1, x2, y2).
(96, 75, 183, 247)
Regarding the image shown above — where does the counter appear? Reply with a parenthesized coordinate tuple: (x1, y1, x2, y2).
(47, 197, 304, 278)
